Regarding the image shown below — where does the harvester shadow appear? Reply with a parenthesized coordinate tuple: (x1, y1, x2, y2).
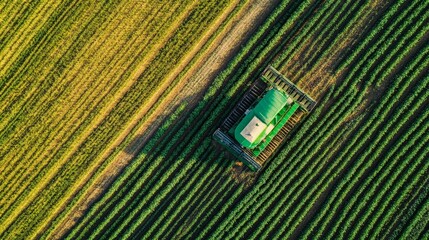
(122, 88, 235, 173)
(122, 87, 256, 185)
(64, 92, 230, 237)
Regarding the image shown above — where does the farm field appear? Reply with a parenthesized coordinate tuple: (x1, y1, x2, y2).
(1, 0, 428, 239)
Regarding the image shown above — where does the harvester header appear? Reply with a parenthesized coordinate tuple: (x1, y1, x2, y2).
(213, 66, 316, 171)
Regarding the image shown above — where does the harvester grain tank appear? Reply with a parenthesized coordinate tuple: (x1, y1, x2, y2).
(213, 66, 316, 171)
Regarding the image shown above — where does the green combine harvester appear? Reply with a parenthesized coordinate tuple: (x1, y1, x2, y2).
(213, 66, 316, 171)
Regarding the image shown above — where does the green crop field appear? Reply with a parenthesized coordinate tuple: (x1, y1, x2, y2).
(1, 0, 428, 239)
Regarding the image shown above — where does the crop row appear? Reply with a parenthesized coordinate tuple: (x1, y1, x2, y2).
(317, 14, 429, 238)
(331, 76, 429, 239)
(289, 0, 366, 80)
(214, 2, 428, 238)
(399, 186, 429, 239)
(301, 43, 429, 239)
(272, 0, 342, 68)
(330, 104, 429, 238)
(335, 0, 410, 71)
(140, 156, 229, 239)
(63, 102, 191, 239)
(360, 88, 429, 239)
(0, 0, 65, 75)
(384, 160, 429, 238)
(335, 0, 423, 97)
(90, 90, 229, 238)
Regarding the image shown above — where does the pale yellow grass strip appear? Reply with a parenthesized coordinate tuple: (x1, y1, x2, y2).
(0, 0, 167, 210)
(0, 0, 64, 75)
(0, 2, 113, 189)
(0, 1, 82, 120)
(0, 1, 27, 35)
(0, 0, 153, 164)
(0, 0, 200, 234)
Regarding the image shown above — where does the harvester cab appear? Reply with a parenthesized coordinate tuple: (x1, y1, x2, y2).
(213, 66, 316, 171)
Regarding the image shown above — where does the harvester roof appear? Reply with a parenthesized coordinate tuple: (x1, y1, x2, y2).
(234, 89, 288, 148)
